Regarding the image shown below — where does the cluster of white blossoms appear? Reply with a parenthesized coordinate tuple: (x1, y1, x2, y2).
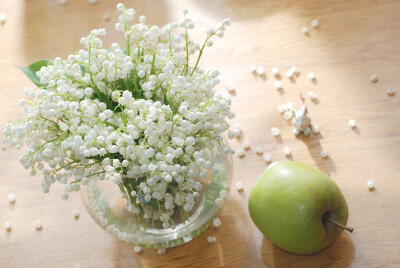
(2, 4, 234, 226)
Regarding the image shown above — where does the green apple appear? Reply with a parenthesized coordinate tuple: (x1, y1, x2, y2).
(249, 161, 352, 255)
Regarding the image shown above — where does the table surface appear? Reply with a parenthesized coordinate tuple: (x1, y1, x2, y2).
(1, 0, 399, 267)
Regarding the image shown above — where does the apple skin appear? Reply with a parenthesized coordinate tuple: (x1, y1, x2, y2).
(249, 161, 349, 255)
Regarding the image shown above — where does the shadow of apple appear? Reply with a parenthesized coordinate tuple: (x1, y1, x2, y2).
(261, 233, 355, 268)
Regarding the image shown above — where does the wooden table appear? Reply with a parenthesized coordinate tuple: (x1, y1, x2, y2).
(1, 0, 399, 267)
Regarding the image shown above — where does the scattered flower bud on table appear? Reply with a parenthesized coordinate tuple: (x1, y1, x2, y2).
(271, 67, 279, 76)
(263, 153, 272, 162)
(370, 74, 378, 83)
(271, 127, 280, 137)
(8, 193, 16, 204)
(4, 221, 11, 231)
(226, 83, 235, 93)
(308, 72, 315, 80)
(283, 146, 291, 156)
(157, 248, 166, 255)
(349, 119, 356, 128)
(386, 88, 395, 96)
(311, 19, 319, 28)
(235, 182, 244, 192)
(274, 81, 282, 90)
(207, 236, 217, 243)
(242, 142, 250, 150)
(72, 209, 80, 219)
(256, 66, 265, 76)
(237, 148, 245, 157)
(320, 149, 329, 158)
(213, 218, 222, 227)
(366, 180, 374, 190)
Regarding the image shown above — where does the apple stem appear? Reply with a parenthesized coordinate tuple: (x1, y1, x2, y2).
(322, 217, 354, 233)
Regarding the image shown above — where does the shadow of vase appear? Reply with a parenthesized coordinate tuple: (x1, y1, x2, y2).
(111, 198, 266, 268)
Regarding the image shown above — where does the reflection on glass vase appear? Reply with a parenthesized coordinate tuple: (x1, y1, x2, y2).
(81, 148, 233, 249)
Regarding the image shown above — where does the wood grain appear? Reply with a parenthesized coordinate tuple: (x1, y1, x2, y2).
(0, 0, 399, 267)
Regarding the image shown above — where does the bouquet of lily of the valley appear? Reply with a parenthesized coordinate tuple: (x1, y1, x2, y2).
(2, 3, 235, 229)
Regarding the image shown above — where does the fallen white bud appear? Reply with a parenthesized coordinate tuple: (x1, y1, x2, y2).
(256, 66, 265, 76)
(291, 66, 300, 74)
(308, 72, 315, 80)
(242, 142, 250, 150)
(8, 193, 16, 203)
(234, 129, 241, 139)
(88, 0, 98, 4)
(263, 153, 271, 162)
(283, 146, 291, 156)
(103, 13, 111, 21)
(0, 13, 7, 24)
(387, 88, 395, 96)
(255, 147, 263, 154)
(278, 102, 292, 114)
(302, 26, 309, 34)
(274, 81, 282, 90)
(285, 69, 294, 78)
(134, 246, 142, 253)
(60, 0, 68, 5)
(308, 91, 317, 100)
(370, 74, 378, 83)
(237, 148, 245, 157)
(250, 65, 257, 73)
(213, 217, 222, 227)
(4, 221, 11, 231)
(235, 182, 243, 192)
(283, 111, 292, 120)
(226, 83, 235, 93)
(366, 180, 374, 190)
(271, 67, 279, 76)
(34, 220, 43, 230)
(72, 209, 80, 219)
(157, 248, 166, 255)
(311, 125, 320, 134)
(311, 19, 319, 28)
(271, 127, 280, 137)
(320, 149, 329, 158)
(348, 119, 356, 128)
(207, 236, 217, 243)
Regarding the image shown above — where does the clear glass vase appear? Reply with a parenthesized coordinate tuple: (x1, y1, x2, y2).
(80, 148, 233, 249)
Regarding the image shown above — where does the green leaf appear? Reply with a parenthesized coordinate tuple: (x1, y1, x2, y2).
(17, 60, 53, 88)
(80, 64, 87, 75)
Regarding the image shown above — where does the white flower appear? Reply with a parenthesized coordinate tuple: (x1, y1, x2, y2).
(3, 4, 233, 228)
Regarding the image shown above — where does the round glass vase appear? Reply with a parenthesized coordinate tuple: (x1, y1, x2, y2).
(80, 149, 233, 249)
